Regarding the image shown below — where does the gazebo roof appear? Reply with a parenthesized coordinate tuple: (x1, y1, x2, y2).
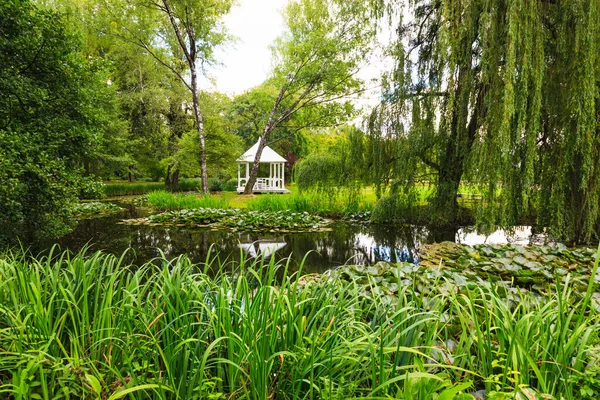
(236, 141, 287, 163)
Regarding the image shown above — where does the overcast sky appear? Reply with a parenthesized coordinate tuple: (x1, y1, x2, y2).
(199, 0, 289, 95)
(199, 0, 392, 117)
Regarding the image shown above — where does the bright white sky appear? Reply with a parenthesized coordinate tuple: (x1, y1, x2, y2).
(199, 0, 393, 116)
(199, 0, 289, 95)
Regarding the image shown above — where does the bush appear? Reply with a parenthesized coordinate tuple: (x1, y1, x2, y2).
(371, 195, 397, 223)
(77, 176, 105, 200)
(224, 178, 238, 192)
(208, 178, 223, 192)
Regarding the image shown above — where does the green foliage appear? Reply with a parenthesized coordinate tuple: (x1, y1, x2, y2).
(77, 176, 106, 200)
(295, 153, 341, 196)
(72, 202, 123, 218)
(172, 92, 243, 179)
(146, 191, 230, 210)
(248, 193, 369, 216)
(0, 243, 598, 398)
(223, 178, 238, 192)
(295, 126, 367, 210)
(371, 0, 600, 243)
(208, 178, 224, 192)
(0, 0, 115, 241)
(103, 179, 202, 196)
(338, 241, 600, 397)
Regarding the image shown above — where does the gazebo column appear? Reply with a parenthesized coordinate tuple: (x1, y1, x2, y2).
(237, 163, 241, 188)
(270, 163, 273, 188)
(278, 163, 281, 188)
(281, 163, 285, 189)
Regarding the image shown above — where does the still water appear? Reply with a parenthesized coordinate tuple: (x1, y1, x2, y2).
(41, 202, 545, 274)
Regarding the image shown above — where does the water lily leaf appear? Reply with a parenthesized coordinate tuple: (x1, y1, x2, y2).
(513, 256, 528, 266)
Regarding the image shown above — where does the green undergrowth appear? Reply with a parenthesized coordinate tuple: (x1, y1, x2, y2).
(72, 202, 123, 218)
(103, 179, 203, 197)
(0, 244, 598, 399)
(144, 191, 374, 217)
(247, 193, 372, 216)
(124, 208, 327, 232)
(147, 191, 230, 210)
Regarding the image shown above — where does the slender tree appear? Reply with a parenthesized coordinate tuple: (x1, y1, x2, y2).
(243, 0, 378, 194)
(106, 0, 233, 193)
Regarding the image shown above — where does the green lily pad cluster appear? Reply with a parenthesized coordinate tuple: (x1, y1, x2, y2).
(333, 242, 598, 306)
(421, 242, 598, 290)
(72, 202, 123, 218)
(343, 210, 371, 223)
(132, 208, 328, 232)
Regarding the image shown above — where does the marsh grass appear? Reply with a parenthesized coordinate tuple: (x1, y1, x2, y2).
(0, 243, 599, 399)
(147, 191, 230, 210)
(104, 179, 202, 197)
(145, 191, 372, 217)
(247, 193, 372, 216)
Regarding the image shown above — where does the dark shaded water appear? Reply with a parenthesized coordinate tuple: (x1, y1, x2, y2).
(37, 202, 545, 274)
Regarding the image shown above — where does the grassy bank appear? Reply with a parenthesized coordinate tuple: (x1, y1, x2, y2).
(104, 179, 203, 197)
(1, 244, 599, 399)
(145, 190, 374, 217)
(147, 191, 231, 210)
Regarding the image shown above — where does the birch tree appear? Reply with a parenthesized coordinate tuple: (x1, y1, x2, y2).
(107, 0, 233, 193)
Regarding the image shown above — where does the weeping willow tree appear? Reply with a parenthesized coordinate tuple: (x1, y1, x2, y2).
(370, 0, 600, 242)
(295, 126, 368, 209)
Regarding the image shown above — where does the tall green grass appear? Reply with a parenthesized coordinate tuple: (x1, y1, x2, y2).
(247, 193, 372, 215)
(147, 191, 230, 210)
(1, 244, 598, 398)
(104, 179, 202, 197)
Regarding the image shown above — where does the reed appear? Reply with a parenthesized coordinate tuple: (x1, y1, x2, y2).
(146, 191, 230, 210)
(104, 179, 202, 197)
(247, 193, 370, 215)
(0, 244, 598, 399)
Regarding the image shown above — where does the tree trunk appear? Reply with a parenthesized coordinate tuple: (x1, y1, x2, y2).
(190, 64, 209, 194)
(435, 71, 486, 223)
(243, 85, 288, 195)
(166, 166, 180, 187)
(128, 165, 136, 183)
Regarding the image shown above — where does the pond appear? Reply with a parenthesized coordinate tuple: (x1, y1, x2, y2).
(37, 201, 547, 274)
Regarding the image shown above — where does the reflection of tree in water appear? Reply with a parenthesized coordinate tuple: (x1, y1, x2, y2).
(42, 206, 460, 272)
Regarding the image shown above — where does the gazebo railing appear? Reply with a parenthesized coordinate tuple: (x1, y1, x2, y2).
(238, 177, 284, 192)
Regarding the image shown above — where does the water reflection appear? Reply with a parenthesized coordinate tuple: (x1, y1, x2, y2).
(456, 226, 546, 245)
(37, 203, 546, 273)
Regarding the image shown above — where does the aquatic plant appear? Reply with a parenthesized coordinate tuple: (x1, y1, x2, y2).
(133, 208, 327, 232)
(72, 202, 123, 218)
(0, 244, 598, 398)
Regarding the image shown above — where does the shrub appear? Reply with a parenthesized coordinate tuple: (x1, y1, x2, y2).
(77, 176, 106, 200)
(208, 178, 223, 192)
(371, 195, 397, 223)
(224, 178, 238, 192)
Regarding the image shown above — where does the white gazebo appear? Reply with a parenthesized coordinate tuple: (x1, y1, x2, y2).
(237, 141, 290, 194)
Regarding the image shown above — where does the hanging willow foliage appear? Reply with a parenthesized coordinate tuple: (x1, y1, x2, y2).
(369, 0, 600, 243)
